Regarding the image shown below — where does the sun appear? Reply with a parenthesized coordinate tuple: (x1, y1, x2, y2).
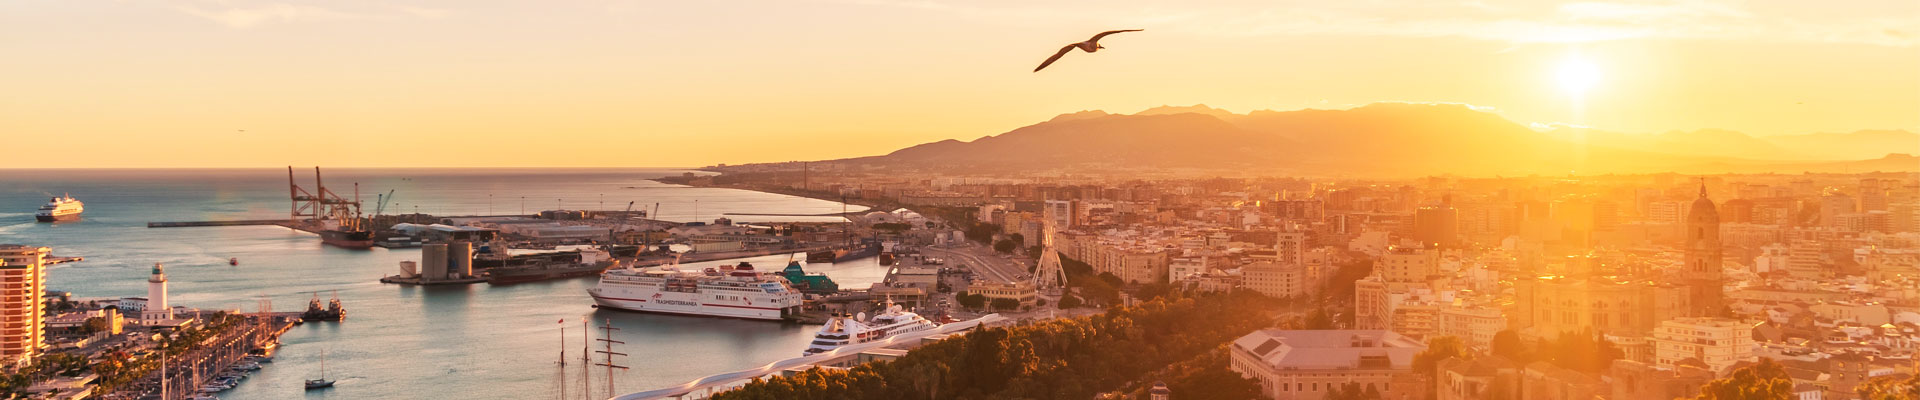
(1556, 54, 1601, 97)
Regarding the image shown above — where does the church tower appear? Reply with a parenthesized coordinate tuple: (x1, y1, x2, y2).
(1685, 184, 1724, 317)
(144, 262, 173, 322)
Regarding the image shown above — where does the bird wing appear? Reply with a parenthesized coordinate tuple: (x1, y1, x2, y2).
(1033, 44, 1078, 72)
(1088, 29, 1144, 44)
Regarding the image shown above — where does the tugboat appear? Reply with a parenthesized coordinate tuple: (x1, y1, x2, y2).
(301, 292, 345, 322)
(34, 194, 83, 222)
(229, 257, 239, 266)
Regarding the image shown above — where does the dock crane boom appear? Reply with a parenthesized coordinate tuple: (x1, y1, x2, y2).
(610, 201, 636, 243)
(373, 189, 396, 218)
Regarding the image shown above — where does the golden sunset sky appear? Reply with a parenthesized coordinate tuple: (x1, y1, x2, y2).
(3, 0, 1915, 168)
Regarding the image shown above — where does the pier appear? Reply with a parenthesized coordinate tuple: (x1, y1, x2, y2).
(146, 220, 293, 228)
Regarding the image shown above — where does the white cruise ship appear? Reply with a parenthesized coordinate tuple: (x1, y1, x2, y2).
(802, 302, 938, 356)
(588, 262, 803, 321)
(35, 194, 83, 222)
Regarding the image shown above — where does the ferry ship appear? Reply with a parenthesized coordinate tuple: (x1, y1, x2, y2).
(34, 194, 83, 222)
(802, 302, 938, 356)
(587, 262, 803, 321)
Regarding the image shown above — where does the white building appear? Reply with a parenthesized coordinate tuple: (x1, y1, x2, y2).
(1650, 317, 1757, 374)
(1229, 329, 1426, 400)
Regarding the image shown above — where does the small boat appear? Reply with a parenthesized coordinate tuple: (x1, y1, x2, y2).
(305, 350, 335, 390)
(229, 257, 238, 266)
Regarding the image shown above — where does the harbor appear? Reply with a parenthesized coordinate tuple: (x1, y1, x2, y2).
(4, 168, 891, 399)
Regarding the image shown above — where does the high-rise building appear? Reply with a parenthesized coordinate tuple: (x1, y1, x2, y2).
(1414, 204, 1459, 248)
(143, 263, 173, 322)
(1685, 185, 1724, 317)
(1821, 192, 1858, 229)
(0, 244, 49, 363)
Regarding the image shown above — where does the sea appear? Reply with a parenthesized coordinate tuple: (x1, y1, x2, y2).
(0, 168, 881, 399)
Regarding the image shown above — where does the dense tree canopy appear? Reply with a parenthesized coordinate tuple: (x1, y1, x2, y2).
(715, 292, 1281, 400)
(1693, 358, 1792, 400)
(1858, 373, 1920, 400)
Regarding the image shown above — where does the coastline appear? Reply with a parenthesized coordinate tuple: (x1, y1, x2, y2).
(648, 176, 895, 213)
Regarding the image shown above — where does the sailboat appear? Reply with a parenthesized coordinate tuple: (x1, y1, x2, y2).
(304, 350, 335, 390)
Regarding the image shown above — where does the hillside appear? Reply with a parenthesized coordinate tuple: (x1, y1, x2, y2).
(817, 103, 1916, 177)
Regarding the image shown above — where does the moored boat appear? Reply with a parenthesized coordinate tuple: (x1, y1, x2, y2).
(802, 301, 938, 356)
(588, 261, 804, 321)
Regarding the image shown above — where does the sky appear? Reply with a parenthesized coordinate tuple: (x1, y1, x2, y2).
(2, 0, 1916, 168)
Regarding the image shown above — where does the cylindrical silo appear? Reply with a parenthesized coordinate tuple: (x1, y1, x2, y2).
(450, 241, 474, 279)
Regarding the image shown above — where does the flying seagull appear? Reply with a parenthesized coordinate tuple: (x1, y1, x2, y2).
(1034, 29, 1143, 72)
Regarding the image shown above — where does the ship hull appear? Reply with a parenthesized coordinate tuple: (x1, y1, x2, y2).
(35, 213, 79, 223)
(487, 265, 611, 285)
(588, 291, 793, 321)
(320, 230, 375, 249)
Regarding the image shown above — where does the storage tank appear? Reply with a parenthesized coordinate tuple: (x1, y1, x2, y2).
(422, 244, 449, 282)
(449, 241, 475, 278)
(398, 261, 419, 278)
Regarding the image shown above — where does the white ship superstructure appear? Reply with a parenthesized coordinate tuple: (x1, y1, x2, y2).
(803, 302, 938, 356)
(588, 262, 803, 321)
(34, 194, 83, 222)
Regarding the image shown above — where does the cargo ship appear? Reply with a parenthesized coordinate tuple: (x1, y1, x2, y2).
(780, 260, 839, 294)
(806, 250, 837, 263)
(34, 194, 83, 222)
(588, 261, 803, 320)
(320, 229, 375, 249)
(833, 240, 880, 263)
(487, 248, 619, 284)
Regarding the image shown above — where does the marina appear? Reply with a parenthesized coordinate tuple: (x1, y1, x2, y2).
(2, 168, 883, 399)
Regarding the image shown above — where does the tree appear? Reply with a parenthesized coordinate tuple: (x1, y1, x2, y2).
(1304, 308, 1335, 330)
(993, 239, 1017, 253)
(1327, 382, 1383, 400)
(1490, 330, 1528, 362)
(82, 317, 109, 334)
(1057, 295, 1083, 309)
(1414, 336, 1469, 378)
(955, 292, 986, 309)
(1166, 364, 1263, 400)
(1858, 374, 1920, 400)
(989, 298, 1020, 311)
(1693, 358, 1792, 400)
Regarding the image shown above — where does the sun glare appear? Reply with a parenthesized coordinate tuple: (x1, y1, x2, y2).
(1556, 54, 1601, 97)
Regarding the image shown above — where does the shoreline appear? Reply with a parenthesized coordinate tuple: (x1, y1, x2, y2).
(648, 177, 894, 213)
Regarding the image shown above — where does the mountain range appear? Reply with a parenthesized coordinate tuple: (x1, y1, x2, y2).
(824, 103, 1918, 177)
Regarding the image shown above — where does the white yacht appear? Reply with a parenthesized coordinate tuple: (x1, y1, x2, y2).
(802, 302, 938, 356)
(588, 262, 803, 321)
(34, 194, 82, 222)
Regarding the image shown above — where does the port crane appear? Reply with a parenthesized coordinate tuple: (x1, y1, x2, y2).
(288, 166, 362, 228)
(609, 201, 636, 244)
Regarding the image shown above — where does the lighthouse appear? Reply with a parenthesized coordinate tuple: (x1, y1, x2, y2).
(143, 262, 173, 322)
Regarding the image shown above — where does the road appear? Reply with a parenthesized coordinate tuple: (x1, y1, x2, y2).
(921, 244, 1027, 285)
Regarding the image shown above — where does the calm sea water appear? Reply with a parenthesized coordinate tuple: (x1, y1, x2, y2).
(0, 168, 879, 399)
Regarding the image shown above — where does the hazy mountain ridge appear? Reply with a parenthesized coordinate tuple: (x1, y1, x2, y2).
(823, 103, 1917, 177)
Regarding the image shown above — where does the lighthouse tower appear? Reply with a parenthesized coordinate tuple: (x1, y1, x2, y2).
(143, 263, 173, 322)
